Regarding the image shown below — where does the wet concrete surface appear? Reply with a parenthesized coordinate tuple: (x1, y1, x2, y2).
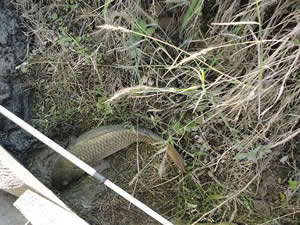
(0, 191, 27, 225)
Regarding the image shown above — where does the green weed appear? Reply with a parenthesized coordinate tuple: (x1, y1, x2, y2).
(13, 0, 300, 224)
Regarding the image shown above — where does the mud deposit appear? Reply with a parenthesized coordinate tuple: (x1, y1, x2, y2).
(0, 0, 33, 161)
(27, 142, 171, 225)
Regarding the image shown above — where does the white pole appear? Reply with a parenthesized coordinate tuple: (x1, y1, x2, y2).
(0, 105, 174, 225)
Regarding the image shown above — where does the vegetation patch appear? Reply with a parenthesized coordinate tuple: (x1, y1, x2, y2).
(13, 0, 299, 224)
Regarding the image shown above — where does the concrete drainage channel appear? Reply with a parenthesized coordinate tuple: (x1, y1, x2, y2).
(0, 191, 27, 225)
(0, 0, 33, 224)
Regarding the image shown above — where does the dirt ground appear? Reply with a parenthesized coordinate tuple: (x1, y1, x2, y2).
(27, 141, 179, 225)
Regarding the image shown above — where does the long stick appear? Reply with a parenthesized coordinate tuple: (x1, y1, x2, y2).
(0, 105, 173, 225)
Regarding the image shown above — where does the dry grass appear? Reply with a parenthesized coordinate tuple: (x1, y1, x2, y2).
(13, 0, 300, 224)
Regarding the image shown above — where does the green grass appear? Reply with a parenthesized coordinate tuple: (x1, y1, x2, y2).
(13, 0, 300, 224)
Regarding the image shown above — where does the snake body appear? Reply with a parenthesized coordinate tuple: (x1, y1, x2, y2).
(52, 125, 184, 189)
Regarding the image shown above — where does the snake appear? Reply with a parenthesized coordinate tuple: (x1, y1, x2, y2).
(51, 125, 185, 189)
